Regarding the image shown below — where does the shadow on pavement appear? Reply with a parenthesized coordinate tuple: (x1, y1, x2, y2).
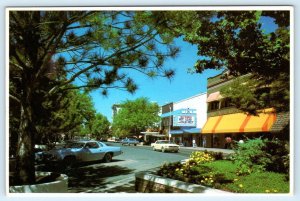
(105, 180, 136, 193)
(67, 165, 134, 191)
(36, 160, 134, 193)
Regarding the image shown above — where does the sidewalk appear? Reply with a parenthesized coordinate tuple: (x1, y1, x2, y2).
(179, 146, 235, 154)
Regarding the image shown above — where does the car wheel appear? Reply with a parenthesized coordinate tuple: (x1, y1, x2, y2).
(103, 153, 112, 163)
(134, 144, 137, 146)
(63, 156, 75, 170)
(162, 147, 165, 153)
(153, 147, 156, 151)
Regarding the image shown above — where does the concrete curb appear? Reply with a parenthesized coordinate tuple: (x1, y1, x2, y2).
(9, 171, 68, 193)
(135, 171, 231, 194)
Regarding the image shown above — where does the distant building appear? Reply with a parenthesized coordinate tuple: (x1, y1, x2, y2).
(160, 92, 207, 147)
(160, 102, 174, 138)
(112, 104, 122, 117)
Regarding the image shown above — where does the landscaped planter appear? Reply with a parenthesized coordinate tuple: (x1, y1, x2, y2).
(135, 171, 231, 194)
(9, 171, 68, 193)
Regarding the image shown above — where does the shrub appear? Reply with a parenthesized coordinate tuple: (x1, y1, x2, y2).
(204, 150, 224, 160)
(263, 139, 289, 174)
(157, 162, 183, 179)
(189, 151, 215, 164)
(233, 138, 289, 175)
(157, 152, 215, 182)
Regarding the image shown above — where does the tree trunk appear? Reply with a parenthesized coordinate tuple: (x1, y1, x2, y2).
(14, 97, 36, 185)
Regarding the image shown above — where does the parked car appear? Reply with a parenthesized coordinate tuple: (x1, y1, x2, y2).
(121, 138, 139, 146)
(34, 144, 48, 163)
(152, 140, 180, 153)
(41, 140, 122, 167)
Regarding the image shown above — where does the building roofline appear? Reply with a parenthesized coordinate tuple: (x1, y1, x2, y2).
(174, 92, 207, 104)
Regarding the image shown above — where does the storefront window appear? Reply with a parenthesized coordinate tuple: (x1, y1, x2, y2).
(210, 101, 219, 111)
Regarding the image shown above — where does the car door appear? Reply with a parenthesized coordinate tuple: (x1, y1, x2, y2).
(84, 142, 103, 161)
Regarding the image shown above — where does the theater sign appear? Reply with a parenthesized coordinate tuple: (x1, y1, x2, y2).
(173, 108, 197, 127)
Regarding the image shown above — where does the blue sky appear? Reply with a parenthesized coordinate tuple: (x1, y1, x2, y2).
(90, 39, 222, 122)
(65, 14, 278, 122)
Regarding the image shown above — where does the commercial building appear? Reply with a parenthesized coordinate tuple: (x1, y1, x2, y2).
(160, 92, 207, 147)
(201, 72, 290, 148)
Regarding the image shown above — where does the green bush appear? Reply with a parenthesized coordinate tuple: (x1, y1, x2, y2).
(233, 138, 289, 175)
(204, 150, 224, 160)
(263, 139, 289, 174)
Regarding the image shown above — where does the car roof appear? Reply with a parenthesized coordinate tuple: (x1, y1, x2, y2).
(69, 140, 98, 143)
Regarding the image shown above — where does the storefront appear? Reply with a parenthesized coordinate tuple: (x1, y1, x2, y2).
(170, 128, 201, 147)
(201, 108, 277, 148)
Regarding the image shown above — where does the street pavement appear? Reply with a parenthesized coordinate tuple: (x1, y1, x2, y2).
(41, 143, 234, 193)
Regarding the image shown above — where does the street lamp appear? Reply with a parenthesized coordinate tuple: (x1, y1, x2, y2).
(168, 106, 171, 141)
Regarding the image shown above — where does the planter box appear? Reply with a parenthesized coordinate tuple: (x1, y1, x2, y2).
(135, 171, 231, 194)
(9, 172, 68, 193)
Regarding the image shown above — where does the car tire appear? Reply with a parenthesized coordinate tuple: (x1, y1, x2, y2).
(63, 156, 75, 170)
(162, 147, 165, 153)
(134, 144, 137, 146)
(153, 147, 156, 151)
(103, 153, 112, 163)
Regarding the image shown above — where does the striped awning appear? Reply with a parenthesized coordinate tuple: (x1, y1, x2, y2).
(206, 91, 223, 103)
(202, 108, 277, 134)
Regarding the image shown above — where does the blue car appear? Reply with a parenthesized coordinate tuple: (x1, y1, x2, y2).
(121, 138, 140, 146)
(41, 140, 122, 166)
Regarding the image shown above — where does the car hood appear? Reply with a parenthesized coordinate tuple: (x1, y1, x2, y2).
(44, 147, 81, 155)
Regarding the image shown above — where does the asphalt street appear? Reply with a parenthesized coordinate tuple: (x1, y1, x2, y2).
(36, 143, 233, 193)
(66, 143, 190, 193)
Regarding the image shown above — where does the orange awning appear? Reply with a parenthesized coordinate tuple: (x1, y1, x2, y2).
(202, 108, 277, 134)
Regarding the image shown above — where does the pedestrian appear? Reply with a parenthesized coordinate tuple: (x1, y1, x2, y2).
(192, 139, 196, 148)
(203, 136, 206, 148)
(225, 136, 232, 149)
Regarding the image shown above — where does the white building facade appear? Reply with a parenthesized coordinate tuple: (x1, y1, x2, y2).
(167, 92, 207, 147)
(173, 92, 207, 129)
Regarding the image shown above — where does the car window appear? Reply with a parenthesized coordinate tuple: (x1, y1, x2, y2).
(68, 142, 85, 148)
(98, 142, 106, 147)
(85, 142, 99, 149)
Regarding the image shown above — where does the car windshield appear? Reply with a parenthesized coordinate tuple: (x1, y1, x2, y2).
(98, 142, 106, 147)
(160, 141, 173, 144)
(65, 142, 85, 148)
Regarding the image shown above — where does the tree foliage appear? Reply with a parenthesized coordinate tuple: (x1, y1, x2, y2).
(9, 10, 184, 184)
(81, 113, 111, 140)
(112, 97, 160, 137)
(184, 11, 290, 112)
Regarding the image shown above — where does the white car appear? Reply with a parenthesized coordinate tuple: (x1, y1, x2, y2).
(41, 140, 122, 167)
(152, 140, 180, 153)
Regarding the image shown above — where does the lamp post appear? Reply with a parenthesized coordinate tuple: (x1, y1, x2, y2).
(168, 106, 171, 141)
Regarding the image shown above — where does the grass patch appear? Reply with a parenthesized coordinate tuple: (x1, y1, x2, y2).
(158, 160, 290, 193)
(201, 160, 289, 193)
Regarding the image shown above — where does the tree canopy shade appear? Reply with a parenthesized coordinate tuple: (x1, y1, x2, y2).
(112, 97, 160, 137)
(184, 11, 290, 113)
(9, 10, 187, 185)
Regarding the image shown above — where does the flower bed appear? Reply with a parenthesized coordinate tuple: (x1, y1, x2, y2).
(157, 148, 289, 193)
